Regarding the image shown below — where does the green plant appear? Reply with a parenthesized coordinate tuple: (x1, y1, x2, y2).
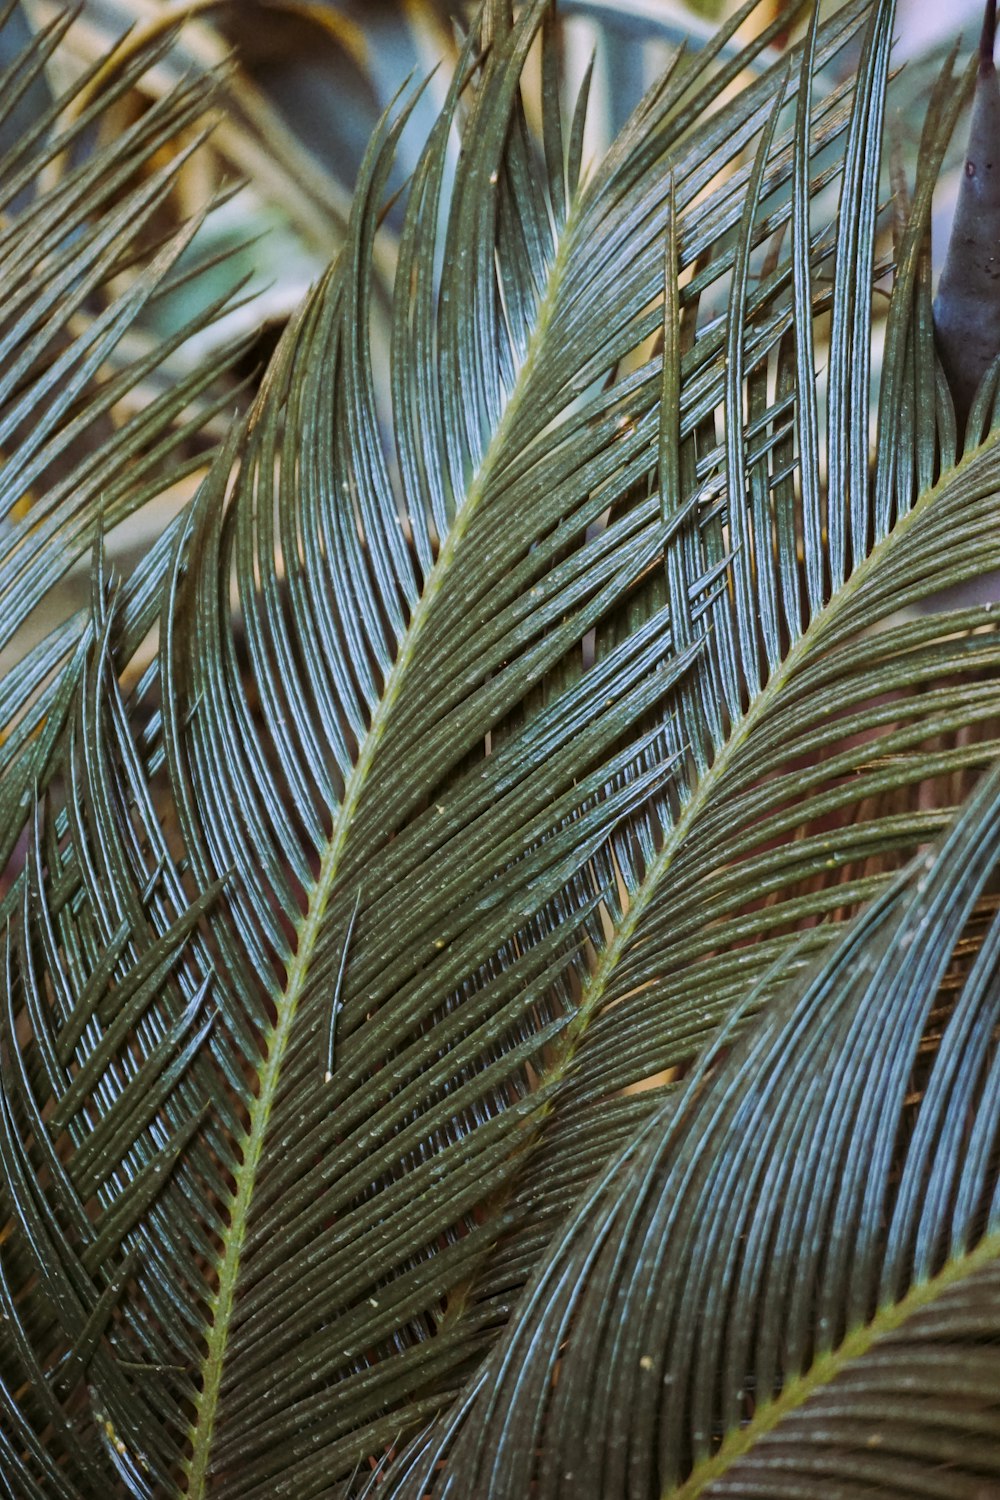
(5, 0, 1000, 1496)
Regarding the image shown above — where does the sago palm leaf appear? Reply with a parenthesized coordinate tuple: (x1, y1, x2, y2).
(0, 5, 245, 874)
(4, 0, 1000, 1496)
(383, 755, 1000, 1498)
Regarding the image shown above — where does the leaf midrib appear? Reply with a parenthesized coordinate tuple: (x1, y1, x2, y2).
(550, 433, 1000, 1089)
(437, 413, 1000, 1354)
(667, 1225, 1000, 1499)
(183, 207, 573, 1495)
(437, 444, 1000, 1344)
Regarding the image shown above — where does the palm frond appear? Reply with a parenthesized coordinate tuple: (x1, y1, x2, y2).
(381, 758, 1000, 1497)
(432, 0, 1000, 1338)
(0, 7, 246, 868)
(4, 0, 1000, 1495)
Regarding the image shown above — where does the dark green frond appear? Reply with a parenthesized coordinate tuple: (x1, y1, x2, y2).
(5, 1, 1000, 1496)
(382, 760, 1000, 1497)
(414, 0, 1000, 1397)
(0, 10, 246, 866)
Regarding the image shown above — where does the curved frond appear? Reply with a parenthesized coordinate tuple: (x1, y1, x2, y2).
(429, 0, 1000, 1361)
(6, 0, 1000, 1495)
(0, 7, 246, 865)
(0, 560, 238, 1495)
(381, 761, 1000, 1497)
(125, 3, 884, 1490)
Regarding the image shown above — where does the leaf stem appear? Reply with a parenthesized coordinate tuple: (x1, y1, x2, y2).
(552, 430, 1000, 1077)
(184, 190, 573, 1494)
(668, 1226, 1000, 1499)
(185, 836, 342, 1496)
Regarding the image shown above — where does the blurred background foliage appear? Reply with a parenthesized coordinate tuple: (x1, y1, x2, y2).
(2, 0, 986, 682)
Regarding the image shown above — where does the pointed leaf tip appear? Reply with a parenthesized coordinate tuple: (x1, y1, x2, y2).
(933, 1, 1000, 434)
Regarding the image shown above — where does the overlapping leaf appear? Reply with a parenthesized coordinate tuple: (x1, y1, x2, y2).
(5, 0, 1000, 1496)
(381, 755, 1000, 1499)
(158, 4, 842, 1487)
(0, 5, 246, 869)
(96, 3, 899, 1492)
(428, 0, 1000, 1370)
